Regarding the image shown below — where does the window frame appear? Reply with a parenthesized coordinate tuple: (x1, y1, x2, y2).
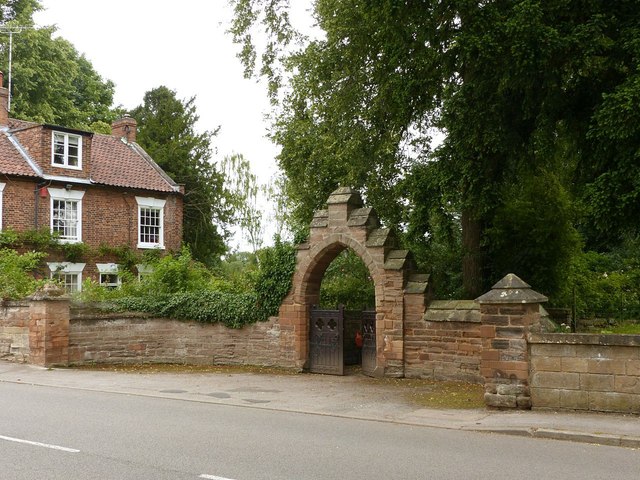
(97, 263, 121, 289)
(135, 196, 166, 249)
(49, 188, 84, 244)
(47, 262, 86, 293)
(51, 131, 82, 170)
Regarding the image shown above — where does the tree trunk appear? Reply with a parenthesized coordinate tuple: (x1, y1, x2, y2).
(462, 209, 483, 298)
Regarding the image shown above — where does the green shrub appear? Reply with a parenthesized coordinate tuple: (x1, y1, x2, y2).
(96, 240, 297, 328)
(568, 239, 640, 321)
(61, 242, 89, 263)
(19, 228, 59, 250)
(212, 251, 260, 293)
(0, 229, 19, 247)
(134, 246, 213, 297)
(113, 290, 261, 328)
(488, 171, 581, 299)
(254, 238, 297, 317)
(0, 248, 46, 300)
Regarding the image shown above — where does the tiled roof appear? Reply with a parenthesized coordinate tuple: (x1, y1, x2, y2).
(90, 134, 178, 193)
(0, 118, 180, 194)
(0, 131, 38, 177)
(8, 118, 39, 130)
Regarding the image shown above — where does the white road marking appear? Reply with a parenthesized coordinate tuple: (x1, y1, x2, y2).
(0, 434, 80, 453)
(199, 475, 236, 480)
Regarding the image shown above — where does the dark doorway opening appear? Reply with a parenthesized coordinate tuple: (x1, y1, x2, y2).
(309, 305, 376, 376)
(309, 250, 376, 376)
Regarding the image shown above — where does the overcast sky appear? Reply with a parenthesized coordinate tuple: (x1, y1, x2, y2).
(33, 1, 313, 249)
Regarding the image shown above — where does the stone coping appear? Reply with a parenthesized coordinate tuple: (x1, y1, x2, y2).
(528, 332, 640, 347)
(423, 300, 480, 323)
(1, 300, 30, 307)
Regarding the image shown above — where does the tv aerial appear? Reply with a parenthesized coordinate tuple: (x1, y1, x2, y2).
(0, 24, 28, 112)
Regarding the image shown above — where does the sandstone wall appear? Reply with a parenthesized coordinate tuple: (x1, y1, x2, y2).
(530, 333, 640, 413)
(0, 301, 30, 362)
(68, 307, 294, 368)
(404, 300, 483, 383)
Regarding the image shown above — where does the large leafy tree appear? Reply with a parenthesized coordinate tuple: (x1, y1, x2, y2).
(231, 0, 640, 299)
(131, 86, 232, 265)
(0, 0, 116, 131)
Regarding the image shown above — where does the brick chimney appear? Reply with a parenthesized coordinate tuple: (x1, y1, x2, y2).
(111, 115, 137, 143)
(0, 72, 9, 126)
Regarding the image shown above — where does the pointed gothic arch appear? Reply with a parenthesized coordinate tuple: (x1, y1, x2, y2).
(278, 187, 431, 377)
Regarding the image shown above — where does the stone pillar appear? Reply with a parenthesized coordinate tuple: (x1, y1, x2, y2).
(28, 284, 70, 367)
(326, 186, 364, 228)
(476, 274, 547, 409)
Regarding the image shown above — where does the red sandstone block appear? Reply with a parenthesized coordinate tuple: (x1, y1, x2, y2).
(493, 306, 526, 315)
(458, 343, 481, 353)
(483, 315, 509, 326)
(480, 305, 500, 315)
(509, 314, 539, 326)
(480, 367, 495, 378)
(587, 358, 626, 375)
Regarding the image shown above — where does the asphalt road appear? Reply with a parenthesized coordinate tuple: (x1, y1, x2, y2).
(1, 382, 639, 480)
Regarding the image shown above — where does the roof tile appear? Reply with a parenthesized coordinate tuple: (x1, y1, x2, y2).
(0, 132, 38, 177)
(90, 134, 178, 192)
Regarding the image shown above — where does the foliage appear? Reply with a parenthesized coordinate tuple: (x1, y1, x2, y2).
(80, 239, 297, 328)
(319, 249, 374, 310)
(0, 228, 19, 247)
(131, 86, 232, 265)
(599, 322, 640, 335)
(230, 0, 640, 302)
(222, 153, 265, 253)
(0, 1, 116, 130)
(0, 248, 45, 300)
(253, 237, 297, 317)
(96, 244, 141, 272)
(76, 271, 135, 303)
(131, 246, 213, 297)
(487, 171, 581, 298)
(0, 228, 91, 263)
(0, 0, 40, 23)
(213, 250, 260, 293)
(10, 228, 57, 250)
(404, 160, 464, 299)
(568, 238, 640, 322)
(114, 290, 261, 329)
(61, 241, 89, 263)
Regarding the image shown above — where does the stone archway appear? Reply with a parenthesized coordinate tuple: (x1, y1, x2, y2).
(278, 187, 430, 378)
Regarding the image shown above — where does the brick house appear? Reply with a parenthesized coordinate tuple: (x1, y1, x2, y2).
(0, 73, 184, 291)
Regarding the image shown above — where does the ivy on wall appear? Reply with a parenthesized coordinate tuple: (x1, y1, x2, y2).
(0, 228, 299, 328)
(109, 240, 298, 328)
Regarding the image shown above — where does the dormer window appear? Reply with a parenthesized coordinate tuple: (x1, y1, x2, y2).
(52, 131, 82, 169)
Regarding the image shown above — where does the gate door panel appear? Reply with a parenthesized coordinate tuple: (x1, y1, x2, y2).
(361, 310, 376, 377)
(309, 306, 344, 375)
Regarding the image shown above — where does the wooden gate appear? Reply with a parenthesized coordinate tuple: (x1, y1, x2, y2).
(361, 310, 376, 376)
(309, 305, 344, 375)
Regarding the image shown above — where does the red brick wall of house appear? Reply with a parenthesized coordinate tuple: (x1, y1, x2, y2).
(2, 177, 37, 232)
(78, 187, 182, 252)
(2, 177, 183, 282)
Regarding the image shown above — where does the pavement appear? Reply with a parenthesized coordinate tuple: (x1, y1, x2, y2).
(1, 361, 639, 449)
